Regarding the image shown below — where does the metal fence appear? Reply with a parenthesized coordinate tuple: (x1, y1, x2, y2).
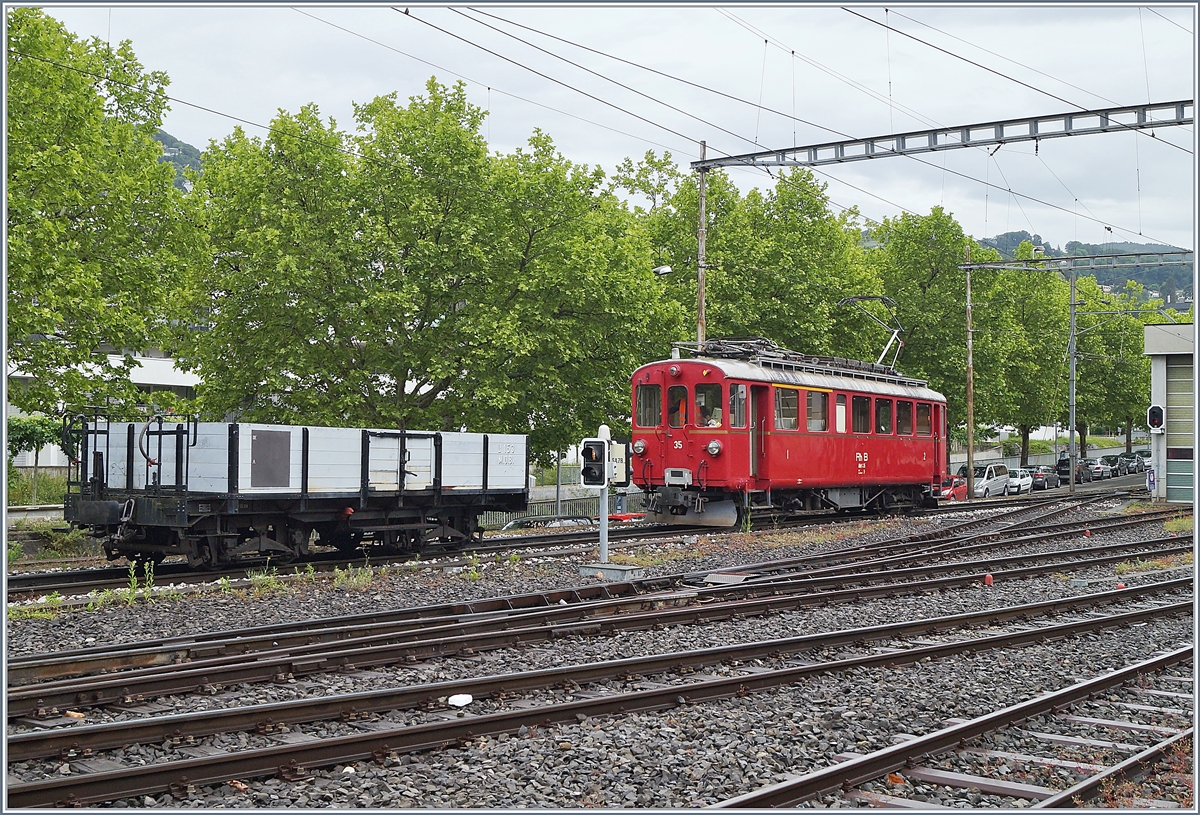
(480, 492, 647, 530)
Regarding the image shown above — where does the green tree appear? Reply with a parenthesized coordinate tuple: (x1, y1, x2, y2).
(994, 240, 1070, 465)
(179, 80, 683, 463)
(868, 207, 1015, 434)
(618, 159, 878, 360)
(7, 414, 61, 504)
(6, 9, 204, 415)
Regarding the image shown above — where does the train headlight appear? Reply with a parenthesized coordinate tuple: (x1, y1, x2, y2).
(632, 439, 647, 455)
(706, 440, 722, 456)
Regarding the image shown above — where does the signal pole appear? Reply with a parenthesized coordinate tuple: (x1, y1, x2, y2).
(697, 140, 707, 348)
(1068, 270, 1078, 493)
(965, 246, 974, 500)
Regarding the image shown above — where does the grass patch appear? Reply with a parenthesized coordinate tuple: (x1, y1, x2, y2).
(7, 471, 68, 507)
(247, 564, 288, 597)
(332, 562, 375, 591)
(1163, 515, 1193, 534)
(1114, 552, 1193, 575)
(7, 519, 96, 559)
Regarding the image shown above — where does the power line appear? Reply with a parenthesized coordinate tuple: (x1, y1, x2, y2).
(842, 7, 1191, 156)
(447, 7, 761, 150)
(1146, 7, 1193, 34)
(394, 7, 707, 152)
(292, 9, 681, 157)
(8, 47, 594, 223)
(467, 7, 850, 140)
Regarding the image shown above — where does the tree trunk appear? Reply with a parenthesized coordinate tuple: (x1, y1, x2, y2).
(1075, 422, 1089, 458)
(1019, 425, 1031, 467)
(1125, 422, 1133, 453)
(31, 447, 39, 505)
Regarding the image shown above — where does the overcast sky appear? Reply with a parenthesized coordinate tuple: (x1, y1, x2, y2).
(44, 3, 1197, 251)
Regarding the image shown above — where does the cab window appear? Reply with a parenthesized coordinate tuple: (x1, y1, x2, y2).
(896, 401, 913, 435)
(774, 388, 799, 430)
(915, 403, 932, 435)
(852, 396, 870, 433)
(806, 391, 828, 432)
(728, 383, 748, 429)
(695, 383, 722, 427)
(635, 384, 662, 428)
(875, 398, 893, 434)
(667, 385, 688, 428)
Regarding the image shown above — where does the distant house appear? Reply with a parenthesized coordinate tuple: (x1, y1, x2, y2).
(6, 353, 200, 469)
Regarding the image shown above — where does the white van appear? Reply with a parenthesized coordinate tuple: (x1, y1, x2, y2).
(958, 463, 1010, 498)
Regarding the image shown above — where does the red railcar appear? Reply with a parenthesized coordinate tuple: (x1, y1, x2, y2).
(630, 339, 948, 526)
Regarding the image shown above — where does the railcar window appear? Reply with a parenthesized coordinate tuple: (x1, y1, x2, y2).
(835, 394, 847, 433)
(728, 383, 748, 428)
(852, 396, 870, 433)
(916, 403, 932, 435)
(667, 386, 688, 428)
(635, 384, 662, 428)
(775, 388, 799, 430)
(695, 383, 722, 427)
(875, 399, 893, 434)
(896, 401, 913, 435)
(806, 391, 828, 432)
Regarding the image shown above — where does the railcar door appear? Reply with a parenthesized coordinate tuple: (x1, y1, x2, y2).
(750, 385, 769, 479)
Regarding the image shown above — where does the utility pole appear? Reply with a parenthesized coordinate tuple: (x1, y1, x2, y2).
(965, 246, 974, 500)
(1068, 270, 1078, 494)
(696, 140, 707, 347)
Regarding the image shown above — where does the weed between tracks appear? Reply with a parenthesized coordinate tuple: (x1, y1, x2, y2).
(606, 519, 888, 567)
(1162, 515, 1193, 534)
(1082, 736, 1193, 808)
(1113, 552, 1193, 575)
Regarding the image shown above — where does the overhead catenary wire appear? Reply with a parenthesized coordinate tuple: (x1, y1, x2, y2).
(395, 7, 713, 154)
(460, 5, 1181, 248)
(8, 47, 605, 225)
(716, 6, 1189, 245)
(292, 9, 682, 157)
(843, 7, 1191, 156)
(445, 7, 766, 152)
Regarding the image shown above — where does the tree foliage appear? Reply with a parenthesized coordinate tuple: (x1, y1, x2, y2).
(6, 8, 204, 415)
(178, 81, 683, 462)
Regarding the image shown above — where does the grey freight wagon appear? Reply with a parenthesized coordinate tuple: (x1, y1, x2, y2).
(64, 415, 529, 568)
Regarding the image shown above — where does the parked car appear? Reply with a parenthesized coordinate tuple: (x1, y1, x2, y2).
(1085, 458, 1112, 480)
(958, 463, 1010, 498)
(1100, 454, 1128, 476)
(1006, 468, 1034, 495)
(1056, 458, 1093, 483)
(1031, 465, 1060, 490)
(1134, 449, 1152, 465)
(1056, 458, 1094, 484)
(937, 475, 968, 501)
(1118, 452, 1145, 473)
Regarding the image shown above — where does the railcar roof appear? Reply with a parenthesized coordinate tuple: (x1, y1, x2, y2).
(635, 357, 946, 402)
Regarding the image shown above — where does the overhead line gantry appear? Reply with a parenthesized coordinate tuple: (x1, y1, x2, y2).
(691, 100, 1193, 170)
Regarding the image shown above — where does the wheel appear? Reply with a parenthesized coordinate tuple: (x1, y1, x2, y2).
(983, 489, 990, 498)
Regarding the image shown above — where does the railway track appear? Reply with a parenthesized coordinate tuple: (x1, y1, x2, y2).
(6, 492, 1188, 807)
(4, 492, 1124, 599)
(6, 588, 1190, 806)
(717, 647, 1193, 808)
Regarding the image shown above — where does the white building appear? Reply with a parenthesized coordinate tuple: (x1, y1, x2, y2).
(7, 354, 199, 468)
(1143, 323, 1194, 503)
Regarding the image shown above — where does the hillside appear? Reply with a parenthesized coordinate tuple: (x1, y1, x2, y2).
(153, 130, 201, 191)
(979, 230, 1192, 301)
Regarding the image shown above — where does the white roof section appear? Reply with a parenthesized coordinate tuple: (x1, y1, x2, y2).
(7, 354, 200, 388)
(1144, 323, 1195, 356)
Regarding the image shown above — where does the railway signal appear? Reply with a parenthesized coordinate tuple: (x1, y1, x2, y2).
(1147, 404, 1165, 433)
(580, 438, 609, 487)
